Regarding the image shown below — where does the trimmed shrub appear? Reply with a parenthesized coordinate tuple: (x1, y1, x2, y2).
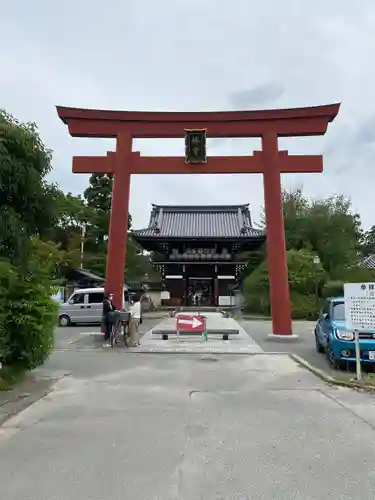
(0, 260, 58, 369)
(322, 280, 343, 298)
(243, 249, 326, 319)
(290, 291, 319, 320)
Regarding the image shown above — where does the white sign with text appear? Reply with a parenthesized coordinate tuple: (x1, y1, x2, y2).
(344, 282, 375, 330)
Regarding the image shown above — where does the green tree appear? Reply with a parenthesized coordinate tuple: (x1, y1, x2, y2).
(84, 174, 132, 242)
(306, 195, 362, 277)
(245, 188, 369, 319)
(261, 188, 363, 277)
(51, 192, 90, 269)
(362, 225, 375, 257)
(0, 111, 60, 370)
(126, 238, 161, 282)
(0, 110, 60, 265)
(82, 173, 156, 280)
(243, 249, 326, 319)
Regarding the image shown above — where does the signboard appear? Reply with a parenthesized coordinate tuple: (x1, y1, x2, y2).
(184, 129, 207, 164)
(160, 291, 170, 300)
(176, 314, 205, 333)
(343, 282, 375, 330)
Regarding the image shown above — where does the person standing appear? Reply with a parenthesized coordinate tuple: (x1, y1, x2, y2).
(128, 292, 142, 347)
(102, 292, 115, 344)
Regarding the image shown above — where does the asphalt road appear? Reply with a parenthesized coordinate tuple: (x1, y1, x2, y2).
(239, 319, 359, 376)
(54, 318, 158, 351)
(2, 318, 375, 498)
(2, 350, 375, 499)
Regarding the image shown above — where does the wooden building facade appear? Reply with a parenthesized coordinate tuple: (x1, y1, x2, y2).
(132, 204, 266, 307)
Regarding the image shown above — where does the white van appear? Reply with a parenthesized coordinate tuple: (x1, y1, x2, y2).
(58, 287, 130, 326)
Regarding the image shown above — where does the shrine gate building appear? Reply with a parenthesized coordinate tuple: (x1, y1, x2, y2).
(132, 204, 266, 307)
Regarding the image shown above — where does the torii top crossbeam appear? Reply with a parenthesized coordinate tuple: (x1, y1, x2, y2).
(56, 103, 340, 139)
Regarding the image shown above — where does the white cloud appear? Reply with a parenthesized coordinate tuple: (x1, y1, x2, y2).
(1, 0, 375, 229)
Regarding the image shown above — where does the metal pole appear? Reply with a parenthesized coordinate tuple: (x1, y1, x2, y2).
(354, 329, 362, 382)
(80, 223, 86, 269)
(177, 327, 180, 344)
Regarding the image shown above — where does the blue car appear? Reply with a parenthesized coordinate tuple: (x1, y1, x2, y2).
(314, 296, 375, 369)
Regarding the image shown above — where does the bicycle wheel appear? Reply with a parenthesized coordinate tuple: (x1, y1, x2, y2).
(110, 323, 116, 348)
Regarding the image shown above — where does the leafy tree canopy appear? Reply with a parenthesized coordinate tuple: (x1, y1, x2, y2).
(0, 110, 60, 265)
(261, 188, 363, 278)
(362, 225, 375, 257)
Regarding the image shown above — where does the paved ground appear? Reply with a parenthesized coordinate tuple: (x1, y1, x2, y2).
(2, 351, 375, 499)
(55, 318, 159, 351)
(2, 316, 375, 499)
(139, 316, 263, 353)
(240, 319, 357, 376)
(0, 319, 159, 425)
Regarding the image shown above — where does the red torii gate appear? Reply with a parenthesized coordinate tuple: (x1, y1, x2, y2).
(57, 103, 340, 337)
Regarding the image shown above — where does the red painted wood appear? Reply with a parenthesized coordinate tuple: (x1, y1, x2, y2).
(105, 133, 132, 309)
(262, 132, 292, 335)
(57, 103, 340, 126)
(73, 155, 114, 174)
(64, 116, 334, 139)
(57, 102, 340, 336)
(72, 152, 323, 175)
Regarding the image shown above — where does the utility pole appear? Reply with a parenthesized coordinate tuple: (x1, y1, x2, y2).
(80, 223, 86, 269)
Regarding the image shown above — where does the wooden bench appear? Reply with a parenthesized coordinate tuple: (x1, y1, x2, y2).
(152, 329, 239, 341)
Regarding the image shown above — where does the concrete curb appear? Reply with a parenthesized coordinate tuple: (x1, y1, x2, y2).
(233, 316, 271, 321)
(289, 353, 375, 391)
(54, 347, 289, 355)
(143, 315, 170, 320)
(0, 372, 72, 427)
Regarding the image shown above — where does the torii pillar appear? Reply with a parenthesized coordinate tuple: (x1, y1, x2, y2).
(105, 133, 132, 307)
(56, 103, 340, 336)
(261, 132, 292, 336)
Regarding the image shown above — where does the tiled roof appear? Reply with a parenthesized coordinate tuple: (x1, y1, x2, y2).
(363, 255, 375, 270)
(132, 204, 265, 239)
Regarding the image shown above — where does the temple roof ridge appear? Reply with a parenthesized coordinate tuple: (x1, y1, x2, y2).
(150, 203, 251, 212)
(132, 202, 265, 240)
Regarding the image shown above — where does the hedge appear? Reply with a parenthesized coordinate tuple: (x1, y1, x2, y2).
(0, 260, 58, 370)
(243, 249, 325, 319)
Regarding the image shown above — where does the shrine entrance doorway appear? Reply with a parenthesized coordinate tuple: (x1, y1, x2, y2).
(187, 277, 214, 307)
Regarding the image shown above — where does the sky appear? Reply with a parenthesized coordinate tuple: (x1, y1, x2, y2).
(1, 0, 375, 230)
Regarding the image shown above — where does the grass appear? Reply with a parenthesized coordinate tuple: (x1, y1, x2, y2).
(0, 365, 26, 391)
(334, 369, 375, 389)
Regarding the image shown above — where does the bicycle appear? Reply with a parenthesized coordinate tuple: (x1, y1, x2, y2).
(110, 318, 122, 348)
(110, 311, 132, 348)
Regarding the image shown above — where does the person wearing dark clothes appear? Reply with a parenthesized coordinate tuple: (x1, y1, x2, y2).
(102, 292, 115, 342)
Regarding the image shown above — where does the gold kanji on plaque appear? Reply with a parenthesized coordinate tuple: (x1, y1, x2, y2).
(184, 129, 207, 164)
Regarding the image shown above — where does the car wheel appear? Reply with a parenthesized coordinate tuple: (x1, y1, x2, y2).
(326, 343, 341, 370)
(59, 315, 71, 327)
(315, 331, 324, 353)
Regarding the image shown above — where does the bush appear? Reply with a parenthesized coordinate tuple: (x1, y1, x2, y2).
(0, 259, 58, 370)
(243, 256, 270, 315)
(322, 268, 375, 299)
(290, 291, 319, 320)
(322, 280, 343, 298)
(243, 249, 326, 319)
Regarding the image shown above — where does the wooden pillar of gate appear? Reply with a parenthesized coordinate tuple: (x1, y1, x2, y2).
(262, 132, 292, 335)
(105, 133, 132, 310)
